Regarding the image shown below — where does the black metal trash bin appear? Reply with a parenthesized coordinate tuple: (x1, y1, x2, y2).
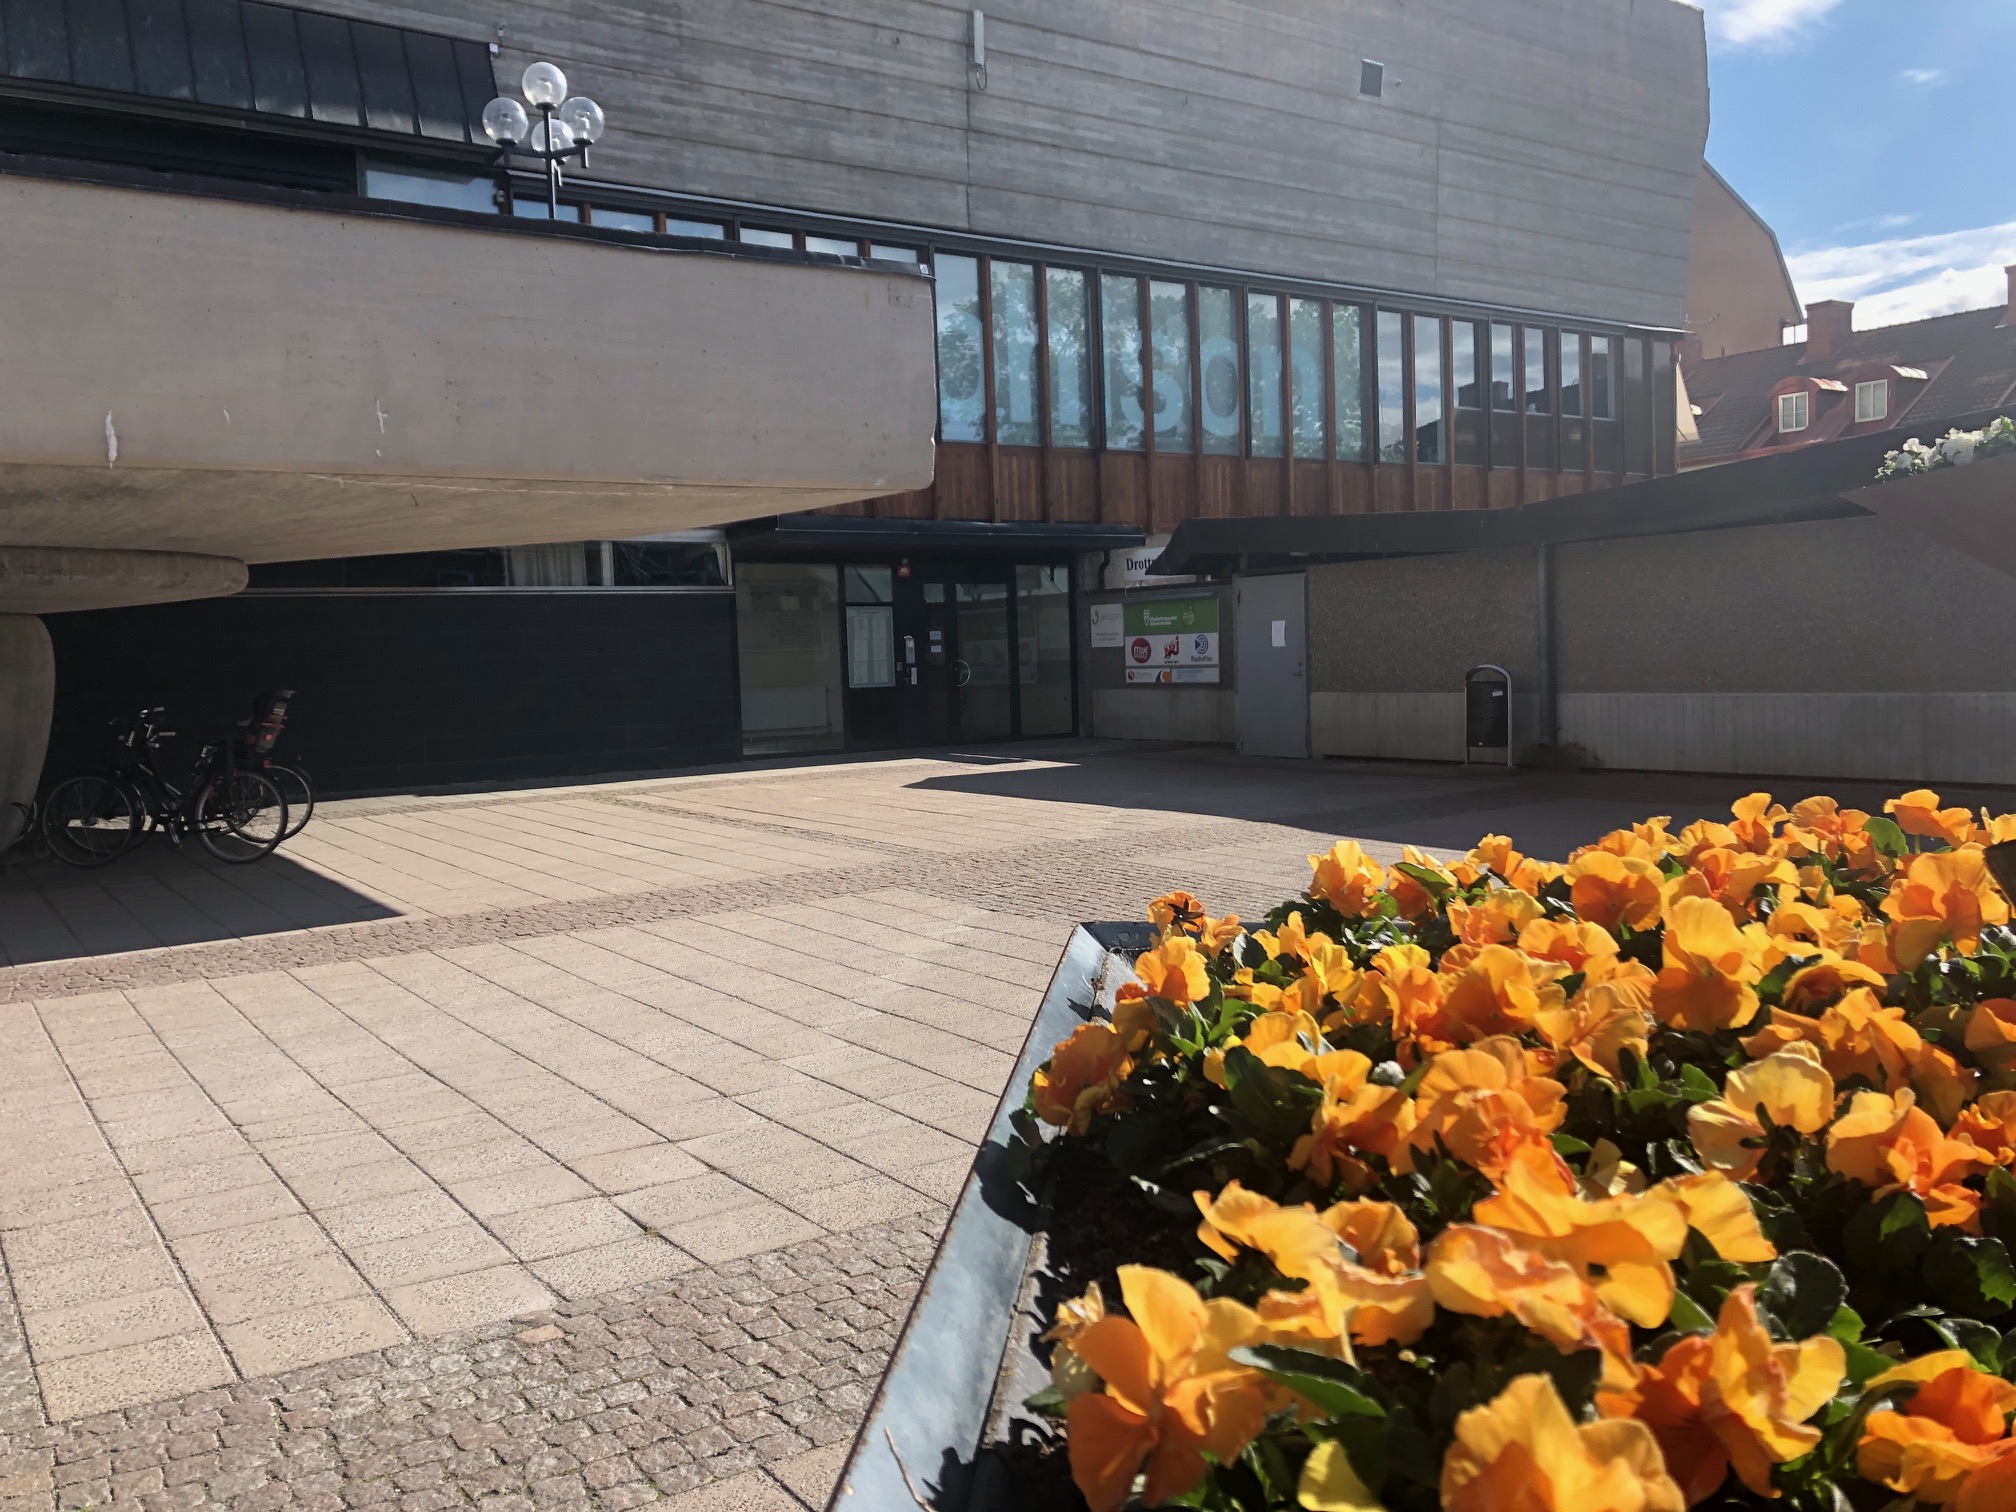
(1464, 664, 1512, 767)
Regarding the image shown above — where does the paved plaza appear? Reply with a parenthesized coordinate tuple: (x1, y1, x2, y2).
(0, 743, 1986, 1512)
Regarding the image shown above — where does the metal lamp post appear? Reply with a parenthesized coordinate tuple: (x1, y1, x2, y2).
(481, 62, 608, 218)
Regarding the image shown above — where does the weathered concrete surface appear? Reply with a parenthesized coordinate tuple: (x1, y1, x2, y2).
(0, 549, 246, 616)
(0, 173, 937, 569)
(0, 616, 53, 850)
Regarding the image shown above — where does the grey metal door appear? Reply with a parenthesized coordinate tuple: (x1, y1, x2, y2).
(1235, 573, 1308, 758)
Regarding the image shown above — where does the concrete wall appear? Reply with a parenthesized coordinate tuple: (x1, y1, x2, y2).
(0, 173, 937, 571)
(1686, 165, 1800, 359)
(321, 0, 1709, 327)
(1084, 586, 1236, 744)
(1305, 515, 2016, 785)
(1308, 548, 1545, 763)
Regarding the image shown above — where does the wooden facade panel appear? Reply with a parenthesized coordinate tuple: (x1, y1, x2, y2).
(1415, 469, 1451, 513)
(1288, 461, 1329, 516)
(1199, 457, 1241, 518)
(1241, 460, 1285, 517)
(863, 485, 933, 519)
(1451, 466, 1488, 512)
(996, 448, 1044, 522)
(1149, 456, 1196, 536)
(1334, 467, 1373, 515)
(1099, 454, 1148, 528)
(1487, 470, 1521, 510)
(1374, 468, 1409, 513)
(934, 444, 991, 520)
(1046, 452, 1099, 522)
(1522, 472, 1558, 505)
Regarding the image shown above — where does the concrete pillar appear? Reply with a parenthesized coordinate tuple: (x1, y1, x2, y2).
(1, 615, 54, 849)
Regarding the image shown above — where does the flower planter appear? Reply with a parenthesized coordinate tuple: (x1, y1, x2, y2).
(827, 921, 1154, 1512)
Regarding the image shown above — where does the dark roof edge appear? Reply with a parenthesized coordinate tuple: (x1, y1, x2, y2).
(1155, 402, 2016, 574)
(730, 515, 1146, 553)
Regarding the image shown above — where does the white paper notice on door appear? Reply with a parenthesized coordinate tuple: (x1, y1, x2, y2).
(1270, 619, 1287, 648)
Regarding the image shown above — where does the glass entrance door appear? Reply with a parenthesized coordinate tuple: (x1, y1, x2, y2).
(952, 580, 1014, 740)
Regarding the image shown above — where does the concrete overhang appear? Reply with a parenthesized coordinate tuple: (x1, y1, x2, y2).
(0, 158, 938, 610)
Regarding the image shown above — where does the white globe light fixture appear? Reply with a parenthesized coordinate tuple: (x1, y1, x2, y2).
(483, 60, 611, 217)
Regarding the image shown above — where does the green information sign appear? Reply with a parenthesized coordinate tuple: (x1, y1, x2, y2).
(1122, 595, 1221, 684)
(1123, 597, 1219, 636)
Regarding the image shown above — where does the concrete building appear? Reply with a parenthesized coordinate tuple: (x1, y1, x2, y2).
(7, 0, 1714, 795)
(1683, 163, 1800, 361)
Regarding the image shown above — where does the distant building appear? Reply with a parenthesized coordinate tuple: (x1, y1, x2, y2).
(1681, 272, 2016, 469)
(1685, 164, 1801, 360)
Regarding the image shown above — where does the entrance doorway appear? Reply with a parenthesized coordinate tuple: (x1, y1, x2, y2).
(1235, 572, 1308, 758)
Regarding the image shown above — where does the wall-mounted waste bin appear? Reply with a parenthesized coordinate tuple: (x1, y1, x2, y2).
(1464, 664, 1512, 768)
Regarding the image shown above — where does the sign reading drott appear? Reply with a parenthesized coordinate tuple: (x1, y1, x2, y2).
(1123, 596, 1220, 684)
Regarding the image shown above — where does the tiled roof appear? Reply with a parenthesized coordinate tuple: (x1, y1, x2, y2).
(1682, 304, 2016, 463)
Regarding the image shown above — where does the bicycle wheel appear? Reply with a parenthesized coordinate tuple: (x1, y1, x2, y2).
(267, 763, 315, 840)
(42, 775, 142, 868)
(194, 771, 287, 863)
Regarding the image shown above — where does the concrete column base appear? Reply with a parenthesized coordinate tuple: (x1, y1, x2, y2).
(1, 615, 54, 850)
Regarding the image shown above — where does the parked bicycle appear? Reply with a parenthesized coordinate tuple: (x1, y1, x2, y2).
(233, 689, 314, 842)
(42, 707, 288, 867)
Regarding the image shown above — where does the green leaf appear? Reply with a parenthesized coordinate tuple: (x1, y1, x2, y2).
(1220, 1046, 1323, 1151)
(1757, 1252, 1849, 1342)
(1925, 1230, 2016, 1321)
(1228, 1345, 1386, 1422)
(1668, 1290, 1715, 1333)
(1550, 1133, 1593, 1157)
(1841, 1339, 1895, 1386)
(1678, 1063, 1722, 1103)
(1826, 1303, 1866, 1345)
(1863, 815, 1910, 860)
(1393, 861, 1455, 904)
(1845, 1192, 1931, 1276)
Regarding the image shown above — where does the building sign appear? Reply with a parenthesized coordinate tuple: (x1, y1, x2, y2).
(1123, 596, 1220, 684)
(1089, 602, 1125, 648)
(1103, 534, 1196, 590)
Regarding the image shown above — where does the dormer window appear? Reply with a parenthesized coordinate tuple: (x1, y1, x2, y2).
(1855, 379, 1889, 423)
(1777, 391, 1809, 433)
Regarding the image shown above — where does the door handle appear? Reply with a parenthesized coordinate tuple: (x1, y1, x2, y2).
(953, 659, 972, 687)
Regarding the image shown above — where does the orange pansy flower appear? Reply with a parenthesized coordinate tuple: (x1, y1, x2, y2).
(1687, 1043, 1836, 1181)
(1727, 792, 1790, 855)
(1664, 847, 1800, 922)
(1441, 1373, 1685, 1512)
(1307, 841, 1386, 917)
(1964, 998, 2016, 1073)
(1032, 1023, 1133, 1135)
(1858, 1351, 2016, 1510)
(1825, 1089, 1994, 1230)
(1401, 1037, 1566, 1182)
(1883, 847, 2010, 969)
(1148, 890, 1207, 934)
(1952, 1090, 2016, 1164)
(1566, 850, 1664, 932)
(1427, 1223, 1633, 1373)
(1065, 1266, 1269, 1512)
(1288, 1056, 1417, 1191)
(1888, 789, 1978, 848)
(1135, 935, 1211, 1004)
(1619, 1283, 1843, 1504)
(1650, 895, 1771, 1032)
(1433, 944, 1569, 1046)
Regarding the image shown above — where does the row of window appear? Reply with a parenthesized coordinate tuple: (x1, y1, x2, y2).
(935, 254, 1656, 472)
(1777, 379, 1889, 435)
(364, 159, 1667, 474)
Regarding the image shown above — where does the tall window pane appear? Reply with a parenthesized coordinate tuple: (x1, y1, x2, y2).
(1559, 335, 1584, 417)
(1524, 328, 1552, 414)
(935, 254, 984, 442)
(1490, 323, 1517, 411)
(1290, 298, 1326, 458)
(1453, 322, 1481, 409)
(1332, 305, 1365, 461)
(1101, 273, 1144, 451)
(990, 260, 1038, 445)
(737, 565, 843, 755)
(1046, 268, 1093, 447)
(1246, 293, 1283, 457)
(1414, 314, 1444, 464)
(1198, 287, 1241, 455)
(1016, 565, 1073, 736)
(1376, 310, 1406, 463)
(1589, 335, 1615, 420)
(1149, 280, 1193, 452)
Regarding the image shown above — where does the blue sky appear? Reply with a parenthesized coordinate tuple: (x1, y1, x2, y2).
(1699, 0, 2016, 329)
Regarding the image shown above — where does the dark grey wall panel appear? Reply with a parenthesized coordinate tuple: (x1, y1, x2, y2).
(43, 592, 741, 794)
(298, 0, 1707, 327)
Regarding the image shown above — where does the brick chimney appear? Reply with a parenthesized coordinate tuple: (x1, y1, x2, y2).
(1803, 300, 1854, 362)
(2002, 264, 2016, 327)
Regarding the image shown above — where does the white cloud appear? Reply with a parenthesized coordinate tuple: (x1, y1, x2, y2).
(1900, 66, 1947, 85)
(1694, 0, 1846, 50)
(1787, 220, 2016, 328)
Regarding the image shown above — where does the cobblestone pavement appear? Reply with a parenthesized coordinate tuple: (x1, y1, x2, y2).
(0, 743, 1916, 1511)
